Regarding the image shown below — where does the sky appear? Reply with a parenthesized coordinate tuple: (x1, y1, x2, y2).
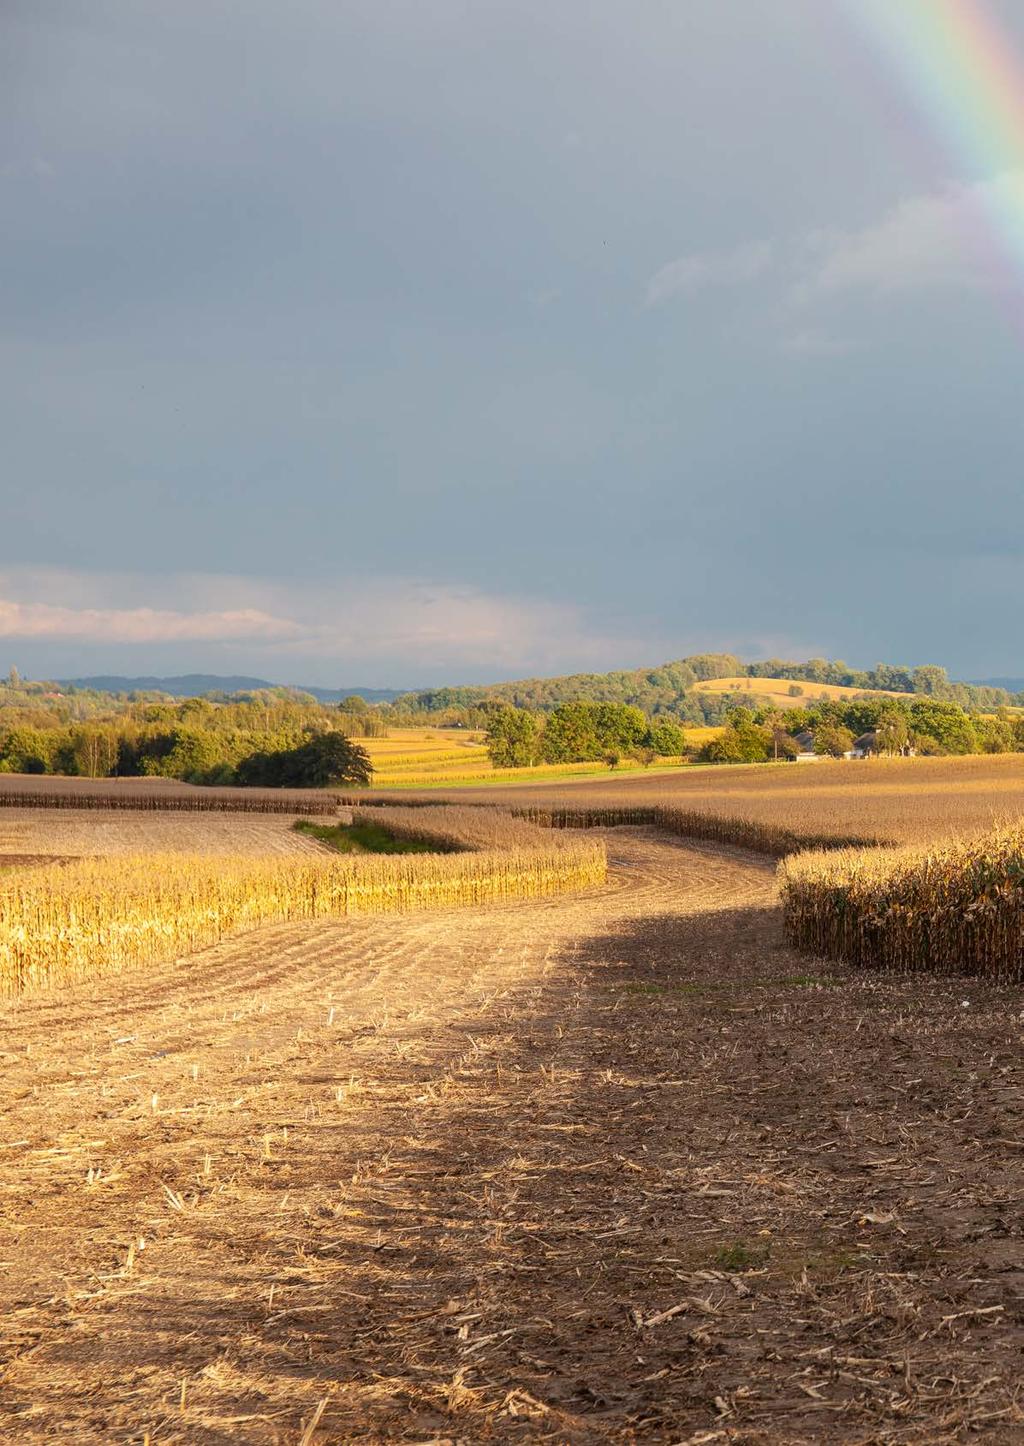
(3, 0, 1024, 687)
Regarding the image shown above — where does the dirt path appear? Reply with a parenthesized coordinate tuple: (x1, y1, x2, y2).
(0, 831, 1022, 1443)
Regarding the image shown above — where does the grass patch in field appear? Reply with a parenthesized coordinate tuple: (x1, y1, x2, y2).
(613, 981, 705, 997)
(715, 1240, 770, 1272)
(295, 820, 439, 854)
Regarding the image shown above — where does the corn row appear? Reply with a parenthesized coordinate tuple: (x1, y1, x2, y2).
(0, 779, 336, 814)
(0, 808, 606, 996)
(779, 825, 1024, 979)
(506, 805, 881, 857)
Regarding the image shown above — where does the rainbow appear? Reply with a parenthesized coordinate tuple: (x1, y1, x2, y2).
(851, 0, 1024, 285)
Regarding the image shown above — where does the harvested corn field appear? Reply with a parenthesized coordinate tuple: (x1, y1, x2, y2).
(0, 807, 329, 859)
(395, 752, 1024, 844)
(0, 807, 605, 996)
(0, 828, 1022, 1442)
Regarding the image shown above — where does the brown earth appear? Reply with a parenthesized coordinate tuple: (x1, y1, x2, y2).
(0, 829, 1022, 1443)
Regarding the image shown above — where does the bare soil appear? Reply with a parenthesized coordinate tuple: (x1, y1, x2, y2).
(0, 829, 1021, 1443)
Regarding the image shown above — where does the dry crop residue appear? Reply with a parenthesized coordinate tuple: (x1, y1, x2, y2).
(392, 752, 1024, 844)
(0, 830, 1021, 1442)
(0, 807, 329, 858)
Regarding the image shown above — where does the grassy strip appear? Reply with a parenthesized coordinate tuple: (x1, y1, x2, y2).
(364, 762, 695, 789)
(295, 820, 438, 855)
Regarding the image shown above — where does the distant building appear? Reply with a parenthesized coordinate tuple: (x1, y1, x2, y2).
(848, 730, 916, 759)
(790, 729, 819, 762)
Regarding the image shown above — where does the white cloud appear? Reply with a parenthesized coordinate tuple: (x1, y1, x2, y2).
(645, 240, 773, 305)
(0, 568, 679, 677)
(0, 597, 299, 644)
(801, 173, 1024, 296)
(644, 173, 1024, 334)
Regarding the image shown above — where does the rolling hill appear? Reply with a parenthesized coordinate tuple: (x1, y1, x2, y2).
(60, 675, 405, 704)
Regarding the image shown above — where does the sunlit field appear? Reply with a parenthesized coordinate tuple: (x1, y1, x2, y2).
(382, 752, 1024, 844)
(359, 726, 717, 787)
(692, 675, 912, 709)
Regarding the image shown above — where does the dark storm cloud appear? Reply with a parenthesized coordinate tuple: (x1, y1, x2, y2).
(2, 0, 1023, 684)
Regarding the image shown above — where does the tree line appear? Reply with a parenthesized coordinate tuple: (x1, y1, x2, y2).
(700, 697, 1024, 765)
(485, 703, 686, 769)
(0, 701, 373, 787)
(390, 655, 1020, 722)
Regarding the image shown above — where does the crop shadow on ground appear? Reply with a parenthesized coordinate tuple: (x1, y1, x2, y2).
(11, 888, 1021, 1440)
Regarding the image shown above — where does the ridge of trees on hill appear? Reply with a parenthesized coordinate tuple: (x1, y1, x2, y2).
(392, 655, 1021, 723)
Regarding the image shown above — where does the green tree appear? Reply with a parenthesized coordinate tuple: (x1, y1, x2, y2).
(67, 725, 120, 777)
(699, 721, 771, 764)
(0, 726, 56, 774)
(647, 720, 686, 756)
(236, 732, 373, 787)
(592, 703, 648, 752)
(912, 665, 950, 697)
(485, 708, 540, 768)
(977, 717, 1015, 754)
(814, 724, 854, 758)
(540, 703, 602, 763)
(876, 712, 912, 756)
(907, 700, 977, 754)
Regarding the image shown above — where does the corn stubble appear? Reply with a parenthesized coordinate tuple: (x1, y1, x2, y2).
(0, 806, 605, 996)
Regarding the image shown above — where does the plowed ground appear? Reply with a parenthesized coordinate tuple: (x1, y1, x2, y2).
(0, 831, 1022, 1443)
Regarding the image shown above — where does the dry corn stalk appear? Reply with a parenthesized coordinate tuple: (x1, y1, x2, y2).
(779, 824, 1024, 978)
(0, 807, 605, 996)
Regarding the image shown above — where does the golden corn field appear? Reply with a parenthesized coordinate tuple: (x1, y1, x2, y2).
(5, 752, 1024, 993)
(779, 825, 1024, 979)
(359, 727, 699, 788)
(391, 752, 1024, 844)
(0, 775, 336, 814)
(0, 805, 605, 996)
(506, 803, 882, 856)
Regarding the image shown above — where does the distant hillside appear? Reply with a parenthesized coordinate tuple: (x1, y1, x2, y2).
(46, 657, 1023, 722)
(396, 654, 1022, 724)
(970, 677, 1024, 693)
(693, 676, 914, 709)
(60, 675, 404, 704)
